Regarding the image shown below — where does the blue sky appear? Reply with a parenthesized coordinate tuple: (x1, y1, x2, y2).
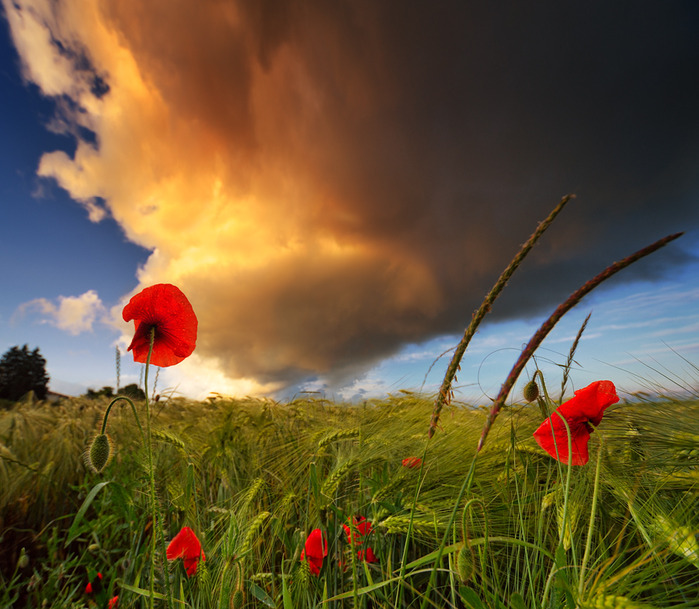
(1, 1, 698, 404)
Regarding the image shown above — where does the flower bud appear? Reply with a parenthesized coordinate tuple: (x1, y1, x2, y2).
(523, 380, 539, 402)
(230, 589, 245, 609)
(456, 544, 474, 583)
(85, 433, 113, 473)
(17, 547, 29, 569)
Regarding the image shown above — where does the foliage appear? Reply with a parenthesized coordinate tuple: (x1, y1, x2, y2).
(84, 383, 145, 401)
(0, 392, 697, 608)
(0, 344, 49, 403)
(84, 386, 115, 399)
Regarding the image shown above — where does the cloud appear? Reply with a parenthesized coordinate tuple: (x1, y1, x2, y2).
(4, 0, 699, 395)
(16, 290, 106, 335)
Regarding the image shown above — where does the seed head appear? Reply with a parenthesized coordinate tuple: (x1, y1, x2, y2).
(86, 433, 113, 473)
(17, 547, 29, 569)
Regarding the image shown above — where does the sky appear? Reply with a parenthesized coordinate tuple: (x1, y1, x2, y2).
(1, 0, 699, 405)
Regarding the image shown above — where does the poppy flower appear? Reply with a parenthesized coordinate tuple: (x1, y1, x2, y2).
(166, 526, 206, 577)
(85, 572, 102, 594)
(342, 515, 372, 545)
(533, 380, 619, 465)
(402, 457, 422, 469)
(343, 516, 378, 563)
(108, 596, 119, 609)
(301, 528, 327, 576)
(122, 284, 198, 367)
(358, 547, 378, 563)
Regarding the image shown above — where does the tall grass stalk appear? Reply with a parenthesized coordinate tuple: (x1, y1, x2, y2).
(428, 194, 574, 439)
(477, 231, 683, 452)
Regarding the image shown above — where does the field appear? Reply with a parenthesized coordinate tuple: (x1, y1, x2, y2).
(1, 388, 698, 608)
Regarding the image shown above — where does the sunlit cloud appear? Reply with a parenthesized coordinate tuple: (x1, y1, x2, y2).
(4, 0, 697, 396)
(15, 290, 106, 335)
(155, 354, 284, 401)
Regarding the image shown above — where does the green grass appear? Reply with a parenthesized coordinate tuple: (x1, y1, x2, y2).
(1, 390, 697, 608)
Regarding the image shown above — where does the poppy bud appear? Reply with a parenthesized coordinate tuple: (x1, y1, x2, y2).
(456, 544, 474, 583)
(230, 589, 245, 609)
(17, 547, 29, 569)
(523, 380, 539, 402)
(86, 433, 113, 473)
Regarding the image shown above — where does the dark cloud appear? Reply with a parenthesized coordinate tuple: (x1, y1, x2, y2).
(6, 0, 698, 392)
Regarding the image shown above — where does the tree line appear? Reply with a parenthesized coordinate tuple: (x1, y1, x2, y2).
(0, 344, 145, 405)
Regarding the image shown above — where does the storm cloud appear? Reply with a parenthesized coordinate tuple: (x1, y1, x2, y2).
(4, 0, 698, 394)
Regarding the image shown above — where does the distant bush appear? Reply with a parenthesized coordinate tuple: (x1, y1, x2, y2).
(84, 383, 145, 401)
(0, 344, 49, 403)
(121, 383, 146, 400)
(83, 385, 115, 399)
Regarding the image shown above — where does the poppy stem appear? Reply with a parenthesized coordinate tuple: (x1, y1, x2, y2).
(476, 231, 684, 453)
(144, 328, 156, 609)
(142, 328, 174, 609)
(100, 395, 145, 444)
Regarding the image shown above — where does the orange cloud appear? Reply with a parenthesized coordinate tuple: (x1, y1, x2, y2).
(5, 0, 694, 395)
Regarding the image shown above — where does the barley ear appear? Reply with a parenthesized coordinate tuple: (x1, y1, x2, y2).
(428, 194, 573, 438)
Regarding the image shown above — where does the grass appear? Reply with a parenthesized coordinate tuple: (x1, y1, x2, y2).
(0, 389, 697, 608)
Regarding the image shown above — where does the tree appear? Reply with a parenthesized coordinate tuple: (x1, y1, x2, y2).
(121, 383, 146, 401)
(0, 345, 50, 402)
(82, 383, 145, 401)
(84, 386, 115, 399)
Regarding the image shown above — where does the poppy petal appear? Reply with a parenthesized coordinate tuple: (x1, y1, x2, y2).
(167, 526, 205, 577)
(533, 380, 618, 466)
(343, 516, 372, 545)
(402, 457, 422, 469)
(558, 380, 618, 426)
(123, 284, 197, 367)
(359, 547, 378, 563)
(302, 528, 327, 576)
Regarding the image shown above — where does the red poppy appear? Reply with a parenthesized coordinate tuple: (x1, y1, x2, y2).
(533, 380, 619, 465)
(402, 457, 422, 469)
(358, 547, 378, 563)
(166, 526, 206, 577)
(342, 515, 372, 545)
(301, 528, 327, 576)
(343, 516, 378, 563)
(108, 596, 119, 609)
(85, 572, 102, 594)
(122, 284, 197, 367)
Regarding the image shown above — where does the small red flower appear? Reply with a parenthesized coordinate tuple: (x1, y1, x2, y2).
(122, 284, 197, 367)
(358, 547, 378, 563)
(533, 380, 619, 465)
(85, 572, 102, 594)
(301, 528, 327, 576)
(343, 516, 378, 563)
(402, 457, 422, 469)
(166, 526, 206, 577)
(342, 515, 372, 545)
(108, 596, 119, 609)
